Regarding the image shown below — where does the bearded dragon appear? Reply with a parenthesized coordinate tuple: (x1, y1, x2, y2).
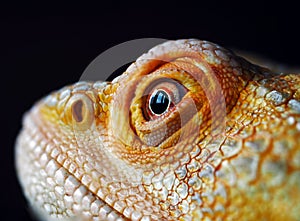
(15, 39, 300, 220)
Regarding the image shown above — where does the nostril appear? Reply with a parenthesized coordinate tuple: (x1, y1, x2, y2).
(72, 100, 84, 122)
(64, 93, 95, 130)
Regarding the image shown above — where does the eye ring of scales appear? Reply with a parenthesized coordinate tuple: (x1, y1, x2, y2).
(15, 39, 300, 221)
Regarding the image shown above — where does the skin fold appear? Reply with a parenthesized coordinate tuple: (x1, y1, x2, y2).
(16, 39, 300, 221)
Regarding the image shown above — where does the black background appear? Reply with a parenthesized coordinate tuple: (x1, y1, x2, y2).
(2, 4, 300, 221)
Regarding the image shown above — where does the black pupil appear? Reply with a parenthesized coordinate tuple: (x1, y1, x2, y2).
(149, 90, 170, 115)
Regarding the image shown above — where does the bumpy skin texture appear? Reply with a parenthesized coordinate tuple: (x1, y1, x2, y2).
(16, 39, 300, 221)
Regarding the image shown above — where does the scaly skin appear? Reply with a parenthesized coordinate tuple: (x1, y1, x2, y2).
(16, 39, 300, 220)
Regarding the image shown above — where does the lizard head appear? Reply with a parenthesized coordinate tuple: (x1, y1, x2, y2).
(16, 39, 300, 220)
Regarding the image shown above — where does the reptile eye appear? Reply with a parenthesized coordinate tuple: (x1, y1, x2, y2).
(149, 90, 171, 115)
(145, 80, 187, 120)
(65, 94, 94, 130)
